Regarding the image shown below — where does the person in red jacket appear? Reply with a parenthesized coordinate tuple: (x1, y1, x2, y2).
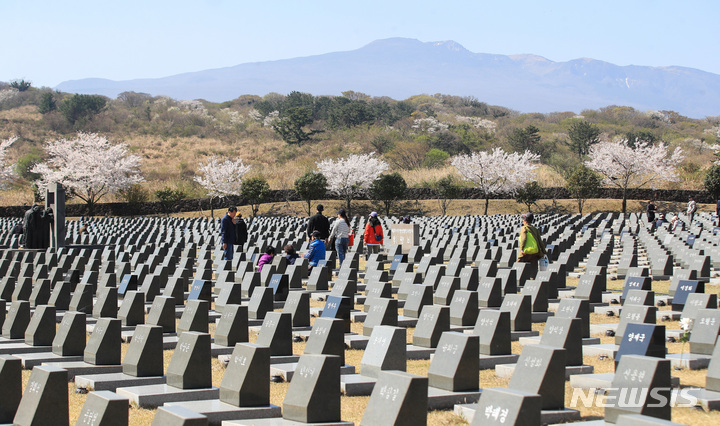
(364, 212, 383, 257)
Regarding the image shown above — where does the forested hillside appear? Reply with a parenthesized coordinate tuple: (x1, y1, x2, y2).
(0, 81, 718, 208)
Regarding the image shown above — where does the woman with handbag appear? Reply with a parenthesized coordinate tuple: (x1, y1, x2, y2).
(363, 212, 384, 257)
(328, 209, 351, 265)
(517, 213, 546, 268)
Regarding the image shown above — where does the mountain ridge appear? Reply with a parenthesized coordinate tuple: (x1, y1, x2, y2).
(55, 37, 720, 118)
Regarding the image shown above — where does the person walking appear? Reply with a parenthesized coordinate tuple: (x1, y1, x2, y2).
(328, 209, 351, 265)
(307, 204, 330, 242)
(364, 212, 384, 256)
(221, 206, 237, 260)
(234, 212, 248, 248)
(646, 200, 657, 224)
(517, 213, 546, 267)
(687, 196, 697, 225)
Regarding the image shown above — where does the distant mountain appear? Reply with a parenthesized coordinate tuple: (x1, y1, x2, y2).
(56, 38, 720, 118)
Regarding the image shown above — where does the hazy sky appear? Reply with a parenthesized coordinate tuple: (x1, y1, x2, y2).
(3, 0, 719, 88)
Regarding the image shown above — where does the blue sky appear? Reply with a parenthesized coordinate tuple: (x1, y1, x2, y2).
(3, 0, 719, 88)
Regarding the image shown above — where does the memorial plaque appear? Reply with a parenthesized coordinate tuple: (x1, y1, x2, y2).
(671, 280, 703, 311)
(390, 224, 419, 254)
(320, 295, 351, 333)
(615, 305, 657, 345)
(605, 355, 671, 423)
(268, 274, 289, 302)
(361, 371, 428, 426)
(622, 276, 652, 302)
(188, 279, 211, 303)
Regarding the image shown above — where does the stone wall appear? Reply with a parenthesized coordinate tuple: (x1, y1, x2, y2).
(0, 187, 712, 218)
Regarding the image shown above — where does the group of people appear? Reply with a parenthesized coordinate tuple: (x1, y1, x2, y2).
(221, 203, 387, 273)
(646, 196, 703, 232)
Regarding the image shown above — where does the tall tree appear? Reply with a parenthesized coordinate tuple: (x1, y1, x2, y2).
(432, 175, 462, 215)
(515, 181, 543, 212)
(568, 120, 601, 159)
(585, 139, 683, 214)
(194, 156, 250, 218)
(316, 152, 388, 216)
(565, 164, 602, 214)
(704, 164, 720, 200)
(241, 177, 270, 217)
(294, 171, 327, 216)
(370, 172, 407, 216)
(273, 106, 322, 145)
(451, 148, 540, 215)
(59, 94, 107, 126)
(507, 125, 541, 153)
(32, 133, 143, 215)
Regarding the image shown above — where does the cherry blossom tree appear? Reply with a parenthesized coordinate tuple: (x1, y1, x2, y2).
(585, 139, 684, 214)
(316, 152, 389, 215)
(452, 147, 540, 215)
(32, 133, 143, 215)
(0, 136, 18, 188)
(194, 155, 250, 217)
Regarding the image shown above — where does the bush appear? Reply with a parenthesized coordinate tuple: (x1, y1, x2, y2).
(704, 164, 720, 200)
(59, 94, 107, 126)
(432, 175, 462, 215)
(424, 148, 450, 168)
(370, 172, 407, 216)
(118, 184, 150, 205)
(294, 171, 327, 216)
(515, 181, 543, 212)
(16, 153, 42, 181)
(155, 187, 187, 215)
(37, 92, 57, 114)
(242, 177, 270, 216)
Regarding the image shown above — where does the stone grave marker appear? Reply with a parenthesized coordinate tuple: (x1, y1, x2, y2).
(188, 279, 212, 304)
(449, 289, 479, 326)
(622, 276, 652, 303)
(146, 296, 177, 334)
(305, 317, 346, 365)
(118, 274, 138, 297)
(574, 273, 604, 303)
(76, 391, 129, 426)
(520, 279, 549, 312)
(403, 284, 433, 318)
(85, 318, 122, 365)
(123, 325, 164, 377)
(499, 294, 532, 331)
(615, 305, 658, 345)
(320, 295, 352, 333)
(672, 280, 703, 311)
(282, 291, 310, 328)
(681, 293, 718, 322)
(363, 297, 398, 337)
(247, 286, 273, 320)
(24, 305, 56, 346)
(214, 304, 249, 347)
(69, 283, 94, 314)
(282, 354, 342, 424)
(164, 276, 187, 305)
(0, 355, 21, 423)
(555, 298, 591, 338)
(53, 311, 86, 356)
(177, 300, 210, 334)
(361, 326, 407, 378)
(219, 343, 270, 407)
(2, 300, 30, 339)
(539, 317, 583, 366)
(268, 274, 289, 302)
(459, 266, 479, 291)
(13, 365, 69, 426)
(412, 305, 450, 348)
(306, 266, 329, 291)
(474, 310, 512, 356)
(93, 286, 118, 319)
(472, 388, 542, 425)
(428, 332, 479, 391)
(615, 323, 666, 363)
(689, 309, 720, 355)
(167, 332, 212, 389)
(625, 289, 655, 307)
(28, 279, 51, 307)
(118, 291, 146, 326)
(508, 345, 567, 410)
(360, 370, 428, 426)
(255, 312, 293, 356)
(605, 355, 671, 423)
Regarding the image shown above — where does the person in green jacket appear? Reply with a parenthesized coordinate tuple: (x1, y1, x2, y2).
(518, 213, 546, 265)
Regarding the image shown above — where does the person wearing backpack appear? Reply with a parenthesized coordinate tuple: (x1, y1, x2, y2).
(364, 212, 384, 256)
(517, 213, 546, 266)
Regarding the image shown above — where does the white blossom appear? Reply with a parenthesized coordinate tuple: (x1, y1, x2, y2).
(32, 133, 144, 207)
(0, 136, 18, 188)
(585, 139, 684, 191)
(194, 156, 250, 198)
(452, 148, 540, 197)
(0, 88, 19, 104)
(263, 111, 279, 128)
(455, 116, 497, 132)
(248, 109, 263, 122)
(412, 117, 449, 133)
(316, 152, 388, 205)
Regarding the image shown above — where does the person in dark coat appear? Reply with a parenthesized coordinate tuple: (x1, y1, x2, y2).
(646, 200, 657, 223)
(716, 199, 720, 227)
(221, 206, 238, 260)
(234, 212, 248, 247)
(307, 204, 329, 241)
